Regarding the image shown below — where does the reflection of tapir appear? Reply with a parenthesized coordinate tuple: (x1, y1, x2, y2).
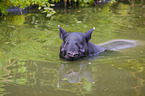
(58, 63, 93, 85)
(58, 25, 136, 61)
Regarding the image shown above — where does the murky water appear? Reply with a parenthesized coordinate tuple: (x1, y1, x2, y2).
(0, 2, 145, 96)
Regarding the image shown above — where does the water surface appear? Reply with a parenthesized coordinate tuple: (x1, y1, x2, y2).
(0, 2, 145, 96)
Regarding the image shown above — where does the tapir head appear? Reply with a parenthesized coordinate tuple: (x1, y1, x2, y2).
(58, 25, 95, 61)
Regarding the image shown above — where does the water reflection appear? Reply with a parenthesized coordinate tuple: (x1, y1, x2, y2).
(0, 58, 144, 96)
(57, 61, 95, 95)
(58, 63, 93, 86)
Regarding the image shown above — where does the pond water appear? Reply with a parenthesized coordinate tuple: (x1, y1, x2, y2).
(0, 2, 145, 96)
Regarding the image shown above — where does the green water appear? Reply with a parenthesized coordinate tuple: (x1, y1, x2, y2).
(0, 2, 145, 96)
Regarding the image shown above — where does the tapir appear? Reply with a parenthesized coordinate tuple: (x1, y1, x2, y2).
(58, 25, 136, 61)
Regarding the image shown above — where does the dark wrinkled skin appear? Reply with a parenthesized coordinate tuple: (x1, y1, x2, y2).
(59, 25, 107, 61)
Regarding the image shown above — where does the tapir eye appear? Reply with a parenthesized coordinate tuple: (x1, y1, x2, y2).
(75, 43, 78, 46)
(80, 42, 83, 45)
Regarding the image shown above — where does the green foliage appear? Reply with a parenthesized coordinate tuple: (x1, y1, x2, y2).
(0, 0, 116, 17)
(0, 0, 56, 17)
(0, 0, 9, 15)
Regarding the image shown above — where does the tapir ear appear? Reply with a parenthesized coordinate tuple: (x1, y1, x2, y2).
(85, 27, 95, 41)
(58, 25, 68, 39)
